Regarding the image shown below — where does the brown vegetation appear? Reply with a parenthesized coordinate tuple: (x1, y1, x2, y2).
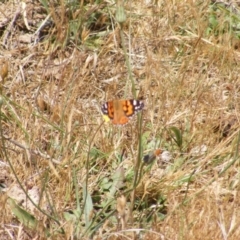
(1, 0, 240, 239)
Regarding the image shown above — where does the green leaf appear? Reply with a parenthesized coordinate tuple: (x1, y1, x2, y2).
(100, 177, 112, 191)
(7, 198, 38, 229)
(83, 183, 93, 228)
(109, 167, 125, 197)
(169, 126, 183, 149)
(63, 210, 78, 222)
(39, 0, 49, 12)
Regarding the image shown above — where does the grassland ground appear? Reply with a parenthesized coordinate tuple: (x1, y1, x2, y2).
(0, 0, 240, 239)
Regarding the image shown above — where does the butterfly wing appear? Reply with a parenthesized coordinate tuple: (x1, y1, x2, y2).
(101, 101, 114, 120)
(122, 99, 144, 117)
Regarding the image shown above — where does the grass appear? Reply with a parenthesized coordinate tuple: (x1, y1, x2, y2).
(1, 0, 240, 239)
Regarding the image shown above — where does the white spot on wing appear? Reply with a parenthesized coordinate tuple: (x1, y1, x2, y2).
(101, 103, 108, 114)
(133, 99, 137, 105)
(134, 100, 144, 111)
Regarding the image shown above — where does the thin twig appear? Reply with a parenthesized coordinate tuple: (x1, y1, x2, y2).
(2, 6, 21, 47)
(4, 136, 61, 164)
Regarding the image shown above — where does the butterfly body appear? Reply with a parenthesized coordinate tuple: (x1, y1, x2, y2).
(101, 99, 144, 125)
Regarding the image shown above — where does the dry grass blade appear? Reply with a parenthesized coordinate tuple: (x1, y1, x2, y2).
(0, 0, 240, 239)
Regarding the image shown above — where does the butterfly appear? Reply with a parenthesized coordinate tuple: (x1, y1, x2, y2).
(101, 99, 144, 125)
(143, 149, 162, 165)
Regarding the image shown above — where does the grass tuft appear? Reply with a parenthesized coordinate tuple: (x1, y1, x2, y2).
(1, 0, 240, 239)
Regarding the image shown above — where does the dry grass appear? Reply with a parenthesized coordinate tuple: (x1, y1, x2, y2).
(1, 0, 240, 239)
